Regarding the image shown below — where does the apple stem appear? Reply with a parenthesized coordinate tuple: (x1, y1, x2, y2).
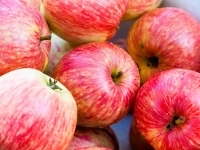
(40, 35, 51, 41)
(174, 116, 185, 125)
(47, 78, 62, 90)
(116, 71, 123, 78)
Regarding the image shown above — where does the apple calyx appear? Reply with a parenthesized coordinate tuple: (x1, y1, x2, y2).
(146, 57, 158, 68)
(166, 115, 185, 130)
(111, 71, 123, 83)
(47, 78, 62, 90)
(40, 35, 51, 41)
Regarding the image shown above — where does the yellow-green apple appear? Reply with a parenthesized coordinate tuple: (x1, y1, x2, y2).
(122, 0, 163, 20)
(126, 7, 200, 84)
(52, 41, 140, 127)
(68, 126, 118, 150)
(134, 68, 200, 149)
(0, 68, 77, 150)
(160, 0, 200, 22)
(44, 33, 73, 76)
(0, 0, 51, 76)
(129, 120, 154, 150)
(42, 0, 128, 45)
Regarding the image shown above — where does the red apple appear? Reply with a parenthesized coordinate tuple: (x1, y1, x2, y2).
(22, 0, 41, 10)
(0, 68, 77, 150)
(122, 0, 163, 20)
(52, 41, 140, 127)
(68, 126, 118, 150)
(129, 120, 154, 150)
(126, 7, 200, 84)
(44, 33, 73, 76)
(42, 0, 128, 45)
(75, 147, 112, 150)
(134, 68, 200, 149)
(0, 0, 51, 76)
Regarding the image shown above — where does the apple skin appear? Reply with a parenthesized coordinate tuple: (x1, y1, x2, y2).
(126, 7, 200, 84)
(0, 0, 51, 76)
(0, 68, 77, 150)
(75, 147, 112, 150)
(42, 0, 128, 45)
(129, 119, 154, 150)
(134, 68, 200, 150)
(22, 0, 41, 10)
(68, 126, 118, 150)
(122, 0, 163, 21)
(52, 41, 140, 127)
(44, 33, 73, 76)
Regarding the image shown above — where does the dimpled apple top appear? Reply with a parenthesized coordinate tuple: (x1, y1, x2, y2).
(52, 41, 140, 128)
(134, 69, 200, 150)
(43, 0, 128, 45)
(126, 7, 200, 84)
(0, 0, 50, 76)
(0, 68, 77, 150)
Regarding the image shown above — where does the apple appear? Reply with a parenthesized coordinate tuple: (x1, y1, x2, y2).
(0, 0, 51, 76)
(126, 7, 200, 84)
(160, 0, 200, 22)
(75, 147, 112, 150)
(44, 33, 73, 76)
(122, 0, 163, 21)
(42, 0, 128, 45)
(134, 68, 200, 149)
(129, 119, 154, 150)
(68, 126, 118, 150)
(52, 41, 140, 127)
(22, 0, 41, 10)
(0, 68, 77, 149)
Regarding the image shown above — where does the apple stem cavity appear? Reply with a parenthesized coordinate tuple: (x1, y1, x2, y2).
(166, 115, 185, 130)
(111, 71, 123, 83)
(40, 35, 51, 41)
(147, 57, 158, 68)
(47, 78, 62, 90)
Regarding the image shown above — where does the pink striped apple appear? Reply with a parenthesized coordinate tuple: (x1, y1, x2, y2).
(52, 41, 140, 127)
(68, 126, 118, 150)
(0, 68, 77, 150)
(126, 7, 200, 84)
(134, 69, 200, 149)
(122, 0, 163, 20)
(42, 0, 128, 45)
(0, 0, 51, 76)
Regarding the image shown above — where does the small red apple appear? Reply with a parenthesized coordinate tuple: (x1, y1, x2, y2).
(126, 7, 200, 84)
(129, 120, 154, 150)
(52, 41, 140, 127)
(0, 0, 51, 76)
(134, 68, 200, 149)
(0, 68, 77, 150)
(42, 0, 128, 45)
(68, 126, 119, 150)
(122, 0, 163, 20)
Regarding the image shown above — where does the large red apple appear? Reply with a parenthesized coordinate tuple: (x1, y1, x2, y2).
(22, 0, 41, 10)
(126, 7, 200, 84)
(42, 0, 128, 45)
(134, 68, 200, 149)
(129, 120, 154, 150)
(0, 68, 77, 150)
(68, 126, 118, 150)
(52, 41, 140, 127)
(0, 0, 51, 76)
(122, 0, 163, 20)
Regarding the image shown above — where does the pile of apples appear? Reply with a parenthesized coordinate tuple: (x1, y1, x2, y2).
(0, 0, 200, 150)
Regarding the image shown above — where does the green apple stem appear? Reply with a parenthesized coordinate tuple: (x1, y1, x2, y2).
(174, 116, 185, 125)
(47, 78, 62, 90)
(40, 35, 51, 41)
(111, 71, 123, 83)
